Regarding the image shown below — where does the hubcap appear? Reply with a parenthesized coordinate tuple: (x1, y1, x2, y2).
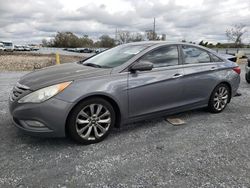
(213, 86, 228, 111)
(76, 104, 111, 140)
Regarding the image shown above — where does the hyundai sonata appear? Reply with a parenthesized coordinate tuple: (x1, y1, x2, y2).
(9, 42, 241, 144)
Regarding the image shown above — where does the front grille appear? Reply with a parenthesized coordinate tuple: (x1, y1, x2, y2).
(10, 83, 30, 102)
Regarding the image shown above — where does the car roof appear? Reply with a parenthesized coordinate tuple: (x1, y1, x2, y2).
(123, 41, 221, 54)
(123, 41, 207, 48)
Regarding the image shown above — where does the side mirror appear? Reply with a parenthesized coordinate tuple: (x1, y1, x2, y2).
(130, 61, 153, 72)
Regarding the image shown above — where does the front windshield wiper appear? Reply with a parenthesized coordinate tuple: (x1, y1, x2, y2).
(83, 63, 102, 68)
(83, 63, 111, 68)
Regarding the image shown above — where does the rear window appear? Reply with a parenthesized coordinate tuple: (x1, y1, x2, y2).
(210, 53, 223, 62)
(182, 45, 211, 64)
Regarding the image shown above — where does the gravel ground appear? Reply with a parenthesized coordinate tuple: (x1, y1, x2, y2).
(0, 64, 250, 187)
(0, 52, 84, 71)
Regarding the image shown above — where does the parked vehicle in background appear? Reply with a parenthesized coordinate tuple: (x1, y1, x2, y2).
(30, 45, 40, 51)
(245, 59, 250, 83)
(2, 41, 14, 52)
(220, 54, 237, 63)
(64, 48, 76, 52)
(0, 42, 5, 51)
(14, 45, 24, 51)
(64, 48, 95, 53)
(220, 53, 250, 84)
(22, 45, 31, 51)
(14, 44, 40, 52)
(9, 42, 241, 144)
(95, 48, 108, 53)
(77, 48, 93, 53)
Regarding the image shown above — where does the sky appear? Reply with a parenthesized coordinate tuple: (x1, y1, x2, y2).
(0, 0, 250, 44)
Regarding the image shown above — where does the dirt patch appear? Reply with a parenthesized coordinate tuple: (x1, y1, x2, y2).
(0, 52, 84, 71)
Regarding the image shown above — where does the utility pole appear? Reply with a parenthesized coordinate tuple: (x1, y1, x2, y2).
(115, 28, 118, 43)
(153, 17, 156, 40)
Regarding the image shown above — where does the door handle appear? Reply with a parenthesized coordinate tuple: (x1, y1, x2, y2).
(172, 73, 183, 78)
(210, 67, 217, 70)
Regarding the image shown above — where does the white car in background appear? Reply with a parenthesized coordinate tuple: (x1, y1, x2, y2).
(2, 41, 14, 52)
(0, 42, 5, 51)
(22, 45, 31, 51)
(14, 45, 24, 51)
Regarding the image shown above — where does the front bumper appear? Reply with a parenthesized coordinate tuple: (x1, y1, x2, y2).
(9, 97, 75, 137)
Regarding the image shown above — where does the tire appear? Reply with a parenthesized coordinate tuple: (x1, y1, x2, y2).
(208, 83, 230, 113)
(246, 73, 250, 84)
(67, 97, 116, 144)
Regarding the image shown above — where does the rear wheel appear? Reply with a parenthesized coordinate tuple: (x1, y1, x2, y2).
(67, 98, 115, 144)
(245, 73, 250, 83)
(208, 84, 230, 113)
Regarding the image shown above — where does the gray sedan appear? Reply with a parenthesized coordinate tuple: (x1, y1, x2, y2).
(9, 42, 241, 144)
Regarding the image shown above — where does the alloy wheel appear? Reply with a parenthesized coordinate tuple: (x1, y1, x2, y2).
(76, 104, 111, 140)
(213, 86, 229, 111)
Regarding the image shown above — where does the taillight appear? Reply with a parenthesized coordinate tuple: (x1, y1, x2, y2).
(233, 66, 241, 74)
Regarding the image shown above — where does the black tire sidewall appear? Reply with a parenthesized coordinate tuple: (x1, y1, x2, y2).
(245, 73, 250, 83)
(67, 97, 116, 144)
(208, 84, 230, 113)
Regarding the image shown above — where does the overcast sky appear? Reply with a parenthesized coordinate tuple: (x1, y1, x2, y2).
(0, 0, 250, 44)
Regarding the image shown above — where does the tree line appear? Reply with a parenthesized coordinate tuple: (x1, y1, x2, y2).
(42, 24, 248, 48)
(42, 30, 163, 48)
(42, 32, 116, 48)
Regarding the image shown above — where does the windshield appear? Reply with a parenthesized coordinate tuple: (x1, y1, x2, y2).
(82, 44, 150, 68)
(3, 42, 12, 46)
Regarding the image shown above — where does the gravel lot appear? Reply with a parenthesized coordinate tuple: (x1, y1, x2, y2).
(0, 52, 83, 71)
(0, 64, 250, 187)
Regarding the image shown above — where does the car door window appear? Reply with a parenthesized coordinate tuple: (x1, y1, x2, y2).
(182, 46, 211, 64)
(140, 46, 179, 68)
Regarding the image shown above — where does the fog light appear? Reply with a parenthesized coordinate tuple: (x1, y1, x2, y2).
(24, 120, 45, 128)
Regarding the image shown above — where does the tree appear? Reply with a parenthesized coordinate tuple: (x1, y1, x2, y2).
(79, 35, 94, 47)
(207, 43, 214, 48)
(99, 35, 115, 48)
(43, 32, 94, 48)
(145, 30, 157, 41)
(216, 42, 222, 48)
(127, 33, 145, 42)
(52, 32, 80, 47)
(42, 39, 48, 47)
(199, 40, 204, 46)
(117, 31, 130, 44)
(226, 24, 247, 47)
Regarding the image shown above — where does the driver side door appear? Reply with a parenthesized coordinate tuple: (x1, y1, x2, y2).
(128, 45, 185, 118)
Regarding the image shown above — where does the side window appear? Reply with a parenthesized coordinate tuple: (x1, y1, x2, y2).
(182, 46, 211, 64)
(140, 46, 179, 68)
(210, 53, 223, 62)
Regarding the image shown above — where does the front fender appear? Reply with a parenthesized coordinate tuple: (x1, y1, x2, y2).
(55, 73, 129, 121)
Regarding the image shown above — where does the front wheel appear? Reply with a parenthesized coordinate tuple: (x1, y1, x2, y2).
(208, 84, 230, 113)
(67, 98, 116, 144)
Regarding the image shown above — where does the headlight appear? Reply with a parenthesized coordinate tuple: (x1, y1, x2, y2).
(18, 81, 72, 103)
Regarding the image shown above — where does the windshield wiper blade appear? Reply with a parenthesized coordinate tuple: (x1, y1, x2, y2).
(83, 63, 102, 68)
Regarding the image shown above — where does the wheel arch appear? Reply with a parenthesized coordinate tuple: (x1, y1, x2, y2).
(65, 94, 122, 136)
(212, 81, 232, 103)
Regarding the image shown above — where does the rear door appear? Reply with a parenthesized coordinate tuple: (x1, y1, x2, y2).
(180, 45, 220, 106)
(128, 45, 185, 118)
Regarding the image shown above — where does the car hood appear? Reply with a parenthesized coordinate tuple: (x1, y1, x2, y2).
(19, 62, 112, 90)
